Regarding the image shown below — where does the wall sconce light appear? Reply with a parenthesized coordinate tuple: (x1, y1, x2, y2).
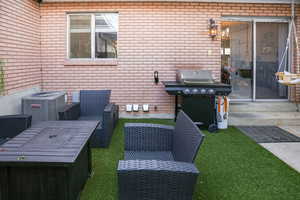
(209, 19, 218, 40)
(154, 71, 159, 84)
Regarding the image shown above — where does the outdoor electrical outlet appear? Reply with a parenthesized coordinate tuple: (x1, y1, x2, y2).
(154, 105, 158, 111)
(133, 104, 139, 112)
(143, 104, 149, 112)
(126, 104, 133, 112)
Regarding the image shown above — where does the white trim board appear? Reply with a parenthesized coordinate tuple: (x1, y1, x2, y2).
(222, 16, 290, 23)
(42, 0, 300, 4)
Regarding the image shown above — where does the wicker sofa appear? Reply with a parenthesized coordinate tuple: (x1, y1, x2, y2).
(117, 111, 205, 200)
(0, 115, 32, 145)
(58, 90, 119, 148)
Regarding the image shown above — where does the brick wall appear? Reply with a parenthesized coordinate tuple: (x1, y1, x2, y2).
(0, 0, 41, 95)
(40, 2, 295, 116)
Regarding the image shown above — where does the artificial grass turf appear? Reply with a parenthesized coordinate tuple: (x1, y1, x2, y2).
(81, 119, 300, 200)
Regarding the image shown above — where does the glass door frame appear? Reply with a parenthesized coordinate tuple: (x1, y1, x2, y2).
(221, 16, 291, 102)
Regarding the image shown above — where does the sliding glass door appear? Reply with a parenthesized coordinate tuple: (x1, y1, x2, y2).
(255, 22, 288, 99)
(221, 21, 253, 100)
(221, 18, 289, 101)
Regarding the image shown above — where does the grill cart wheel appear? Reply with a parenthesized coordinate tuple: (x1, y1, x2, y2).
(208, 124, 218, 133)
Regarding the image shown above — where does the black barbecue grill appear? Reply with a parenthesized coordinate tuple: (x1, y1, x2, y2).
(163, 70, 232, 132)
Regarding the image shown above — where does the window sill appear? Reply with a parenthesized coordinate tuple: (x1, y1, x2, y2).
(64, 59, 118, 66)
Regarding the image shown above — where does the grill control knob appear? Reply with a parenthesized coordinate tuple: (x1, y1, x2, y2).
(200, 89, 206, 94)
(208, 89, 215, 94)
(183, 88, 191, 94)
(192, 89, 198, 94)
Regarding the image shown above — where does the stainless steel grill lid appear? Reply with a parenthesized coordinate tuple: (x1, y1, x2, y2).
(176, 70, 215, 85)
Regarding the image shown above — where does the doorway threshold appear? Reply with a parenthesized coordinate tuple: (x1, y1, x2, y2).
(230, 99, 290, 104)
(229, 101, 297, 112)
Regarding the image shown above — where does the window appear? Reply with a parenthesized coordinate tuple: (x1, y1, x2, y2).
(69, 15, 91, 59)
(95, 14, 118, 58)
(68, 13, 118, 59)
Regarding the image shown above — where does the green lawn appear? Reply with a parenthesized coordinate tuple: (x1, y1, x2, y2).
(81, 119, 300, 200)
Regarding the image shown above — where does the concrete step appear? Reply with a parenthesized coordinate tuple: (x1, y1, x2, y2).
(229, 102, 298, 113)
(229, 112, 300, 126)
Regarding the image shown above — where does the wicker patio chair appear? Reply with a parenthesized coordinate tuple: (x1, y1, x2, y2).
(58, 90, 119, 148)
(117, 111, 205, 200)
(0, 115, 32, 145)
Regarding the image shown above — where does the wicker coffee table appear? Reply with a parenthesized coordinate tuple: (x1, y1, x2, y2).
(0, 120, 99, 200)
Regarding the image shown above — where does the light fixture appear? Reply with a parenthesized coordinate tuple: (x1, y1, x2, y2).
(209, 19, 218, 40)
(154, 71, 159, 84)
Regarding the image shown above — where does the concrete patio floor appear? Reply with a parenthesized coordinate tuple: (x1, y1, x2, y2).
(260, 142, 300, 173)
(279, 126, 300, 138)
(229, 102, 300, 173)
(229, 102, 300, 126)
(260, 126, 300, 173)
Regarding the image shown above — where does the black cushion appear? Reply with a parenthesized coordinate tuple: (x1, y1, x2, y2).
(0, 115, 32, 139)
(78, 116, 103, 129)
(0, 138, 9, 145)
(125, 151, 174, 161)
(80, 90, 111, 117)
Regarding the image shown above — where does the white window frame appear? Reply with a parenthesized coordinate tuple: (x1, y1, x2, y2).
(67, 13, 118, 60)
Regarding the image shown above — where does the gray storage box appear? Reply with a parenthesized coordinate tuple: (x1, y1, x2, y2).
(22, 91, 66, 124)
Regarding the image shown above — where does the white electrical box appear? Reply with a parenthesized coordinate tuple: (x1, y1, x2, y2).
(126, 104, 133, 112)
(133, 104, 139, 112)
(143, 104, 149, 112)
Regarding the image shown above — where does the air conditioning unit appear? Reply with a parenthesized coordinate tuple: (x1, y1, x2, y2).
(22, 91, 66, 124)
